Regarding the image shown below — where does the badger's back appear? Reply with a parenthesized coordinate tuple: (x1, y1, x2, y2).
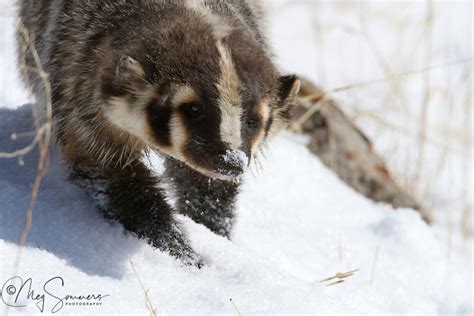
(18, 0, 266, 101)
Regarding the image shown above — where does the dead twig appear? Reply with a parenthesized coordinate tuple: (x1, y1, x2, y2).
(0, 125, 47, 158)
(2, 23, 53, 316)
(129, 259, 157, 316)
(15, 24, 53, 252)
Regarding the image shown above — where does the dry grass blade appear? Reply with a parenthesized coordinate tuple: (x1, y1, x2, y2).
(334, 269, 359, 279)
(320, 268, 359, 286)
(413, 0, 434, 191)
(130, 259, 157, 316)
(370, 245, 380, 284)
(352, 111, 469, 153)
(359, 6, 412, 115)
(230, 298, 243, 316)
(290, 59, 472, 132)
(329, 58, 472, 93)
(461, 69, 473, 240)
(326, 280, 345, 287)
(290, 91, 325, 132)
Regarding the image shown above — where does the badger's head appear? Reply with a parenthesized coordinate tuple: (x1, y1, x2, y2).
(100, 8, 300, 180)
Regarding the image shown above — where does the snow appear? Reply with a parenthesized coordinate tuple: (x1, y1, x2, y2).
(0, 105, 472, 315)
(223, 150, 249, 168)
(0, 1, 472, 315)
(264, 0, 473, 227)
(0, 5, 30, 108)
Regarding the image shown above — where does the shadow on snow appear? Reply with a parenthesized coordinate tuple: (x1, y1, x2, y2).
(0, 105, 143, 279)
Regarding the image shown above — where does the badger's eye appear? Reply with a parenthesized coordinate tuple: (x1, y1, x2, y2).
(183, 102, 202, 117)
(247, 116, 260, 128)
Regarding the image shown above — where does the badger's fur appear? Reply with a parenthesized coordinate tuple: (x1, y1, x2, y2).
(17, 0, 300, 265)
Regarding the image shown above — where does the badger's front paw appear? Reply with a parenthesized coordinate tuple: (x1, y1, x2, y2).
(169, 241, 203, 269)
(151, 223, 203, 268)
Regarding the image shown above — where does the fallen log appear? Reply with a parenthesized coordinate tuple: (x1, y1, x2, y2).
(290, 78, 431, 223)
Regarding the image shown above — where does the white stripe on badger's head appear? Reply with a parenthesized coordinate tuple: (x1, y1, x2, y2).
(104, 97, 149, 140)
(185, 1, 233, 40)
(172, 85, 197, 106)
(216, 41, 243, 150)
(168, 110, 187, 159)
(103, 88, 155, 145)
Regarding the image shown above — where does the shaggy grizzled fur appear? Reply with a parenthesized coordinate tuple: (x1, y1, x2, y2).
(17, 0, 300, 265)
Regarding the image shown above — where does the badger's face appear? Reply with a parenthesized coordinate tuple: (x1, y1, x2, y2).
(102, 41, 299, 181)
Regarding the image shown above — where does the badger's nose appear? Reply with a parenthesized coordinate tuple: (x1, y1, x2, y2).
(215, 150, 248, 177)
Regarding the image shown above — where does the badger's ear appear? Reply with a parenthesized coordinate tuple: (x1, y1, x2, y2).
(264, 75, 301, 140)
(278, 74, 301, 104)
(102, 56, 148, 98)
(115, 55, 146, 80)
(102, 55, 147, 97)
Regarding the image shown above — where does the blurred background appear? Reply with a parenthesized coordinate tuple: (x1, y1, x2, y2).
(263, 0, 472, 245)
(1, 0, 472, 245)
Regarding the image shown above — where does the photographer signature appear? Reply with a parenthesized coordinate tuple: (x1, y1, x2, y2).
(1, 276, 109, 313)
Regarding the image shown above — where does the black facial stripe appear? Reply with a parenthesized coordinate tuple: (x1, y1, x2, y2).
(179, 104, 221, 145)
(146, 97, 172, 146)
(264, 112, 273, 138)
(178, 102, 226, 170)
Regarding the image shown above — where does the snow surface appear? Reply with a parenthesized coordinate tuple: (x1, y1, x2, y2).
(0, 106, 472, 315)
(0, 1, 473, 315)
(264, 0, 473, 227)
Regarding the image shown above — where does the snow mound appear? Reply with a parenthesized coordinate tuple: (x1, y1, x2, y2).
(0, 105, 471, 315)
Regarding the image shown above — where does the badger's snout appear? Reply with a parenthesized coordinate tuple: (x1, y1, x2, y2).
(214, 150, 248, 177)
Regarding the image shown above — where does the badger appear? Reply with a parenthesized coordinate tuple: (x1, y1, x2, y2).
(17, 0, 300, 265)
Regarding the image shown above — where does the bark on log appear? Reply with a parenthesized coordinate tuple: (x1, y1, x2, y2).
(291, 78, 431, 223)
